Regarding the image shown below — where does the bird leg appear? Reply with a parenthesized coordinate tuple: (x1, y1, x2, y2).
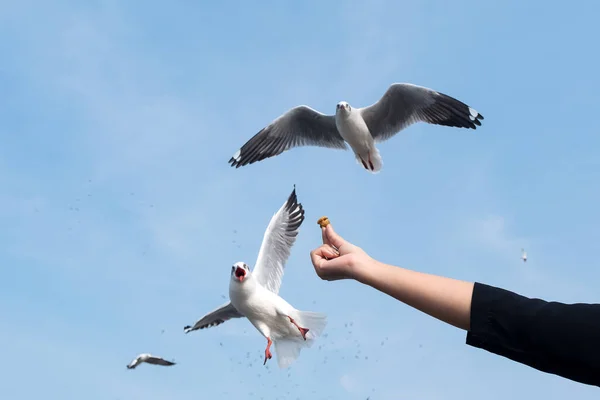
(263, 337, 273, 365)
(368, 154, 374, 171)
(359, 157, 368, 170)
(287, 316, 309, 340)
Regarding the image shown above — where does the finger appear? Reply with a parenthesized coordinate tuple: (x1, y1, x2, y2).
(310, 245, 339, 267)
(314, 244, 339, 259)
(321, 227, 329, 246)
(328, 243, 340, 256)
(310, 252, 338, 281)
(310, 247, 329, 266)
(324, 224, 346, 249)
(320, 244, 340, 259)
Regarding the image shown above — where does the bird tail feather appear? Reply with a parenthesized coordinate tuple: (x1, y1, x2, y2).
(274, 338, 304, 369)
(274, 311, 327, 369)
(295, 310, 328, 342)
(368, 147, 383, 173)
(354, 147, 383, 173)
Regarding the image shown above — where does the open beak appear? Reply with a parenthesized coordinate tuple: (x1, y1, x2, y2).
(235, 266, 246, 282)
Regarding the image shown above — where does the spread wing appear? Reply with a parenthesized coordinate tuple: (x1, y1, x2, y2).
(145, 356, 176, 366)
(228, 106, 347, 168)
(127, 356, 142, 369)
(183, 302, 244, 333)
(359, 83, 484, 143)
(252, 185, 305, 294)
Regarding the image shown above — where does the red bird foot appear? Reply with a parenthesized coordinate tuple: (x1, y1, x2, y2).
(287, 316, 309, 340)
(264, 337, 273, 365)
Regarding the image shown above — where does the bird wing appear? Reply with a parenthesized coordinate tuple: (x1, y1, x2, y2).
(145, 356, 176, 366)
(229, 106, 347, 168)
(252, 185, 305, 295)
(359, 83, 484, 143)
(183, 302, 244, 333)
(127, 356, 141, 368)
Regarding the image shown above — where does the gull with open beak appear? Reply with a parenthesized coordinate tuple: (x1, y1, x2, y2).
(183, 186, 327, 369)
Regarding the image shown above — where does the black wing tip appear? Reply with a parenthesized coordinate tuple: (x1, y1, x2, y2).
(468, 112, 484, 129)
(228, 156, 246, 168)
(436, 93, 485, 130)
(288, 184, 297, 200)
(469, 110, 484, 128)
(228, 150, 274, 168)
(286, 185, 300, 209)
(285, 184, 305, 231)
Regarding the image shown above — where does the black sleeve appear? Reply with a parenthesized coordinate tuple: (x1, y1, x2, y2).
(466, 282, 600, 387)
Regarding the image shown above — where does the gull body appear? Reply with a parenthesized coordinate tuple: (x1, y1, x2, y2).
(334, 101, 383, 171)
(183, 187, 327, 369)
(229, 82, 484, 173)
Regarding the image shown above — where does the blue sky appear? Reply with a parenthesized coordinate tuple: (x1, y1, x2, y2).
(1, 0, 599, 399)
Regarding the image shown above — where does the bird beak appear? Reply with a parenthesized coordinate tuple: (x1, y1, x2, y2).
(234, 266, 246, 282)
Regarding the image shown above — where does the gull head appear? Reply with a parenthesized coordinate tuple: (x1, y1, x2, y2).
(231, 261, 250, 283)
(336, 101, 351, 114)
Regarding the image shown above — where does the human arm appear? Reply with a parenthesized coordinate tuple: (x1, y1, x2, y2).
(310, 223, 600, 387)
(310, 223, 474, 331)
(348, 256, 474, 331)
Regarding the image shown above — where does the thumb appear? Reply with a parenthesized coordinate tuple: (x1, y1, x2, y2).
(325, 224, 346, 249)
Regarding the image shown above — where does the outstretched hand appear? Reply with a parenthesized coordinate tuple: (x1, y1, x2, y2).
(310, 224, 372, 281)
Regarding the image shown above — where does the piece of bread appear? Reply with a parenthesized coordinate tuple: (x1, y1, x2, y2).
(317, 216, 330, 228)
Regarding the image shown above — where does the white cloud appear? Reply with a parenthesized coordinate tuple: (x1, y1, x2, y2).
(340, 372, 360, 394)
(466, 214, 526, 255)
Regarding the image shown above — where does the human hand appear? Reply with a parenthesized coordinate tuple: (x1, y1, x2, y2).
(310, 224, 372, 281)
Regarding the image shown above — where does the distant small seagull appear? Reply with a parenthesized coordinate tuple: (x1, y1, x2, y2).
(228, 83, 484, 173)
(521, 248, 527, 263)
(183, 186, 327, 369)
(126, 353, 176, 369)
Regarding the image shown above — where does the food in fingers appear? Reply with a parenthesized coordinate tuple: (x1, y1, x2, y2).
(317, 216, 330, 228)
(318, 217, 339, 255)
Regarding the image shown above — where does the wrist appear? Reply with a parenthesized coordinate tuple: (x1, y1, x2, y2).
(349, 255, 379, 284)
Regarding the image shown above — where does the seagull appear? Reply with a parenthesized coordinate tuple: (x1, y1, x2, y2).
(521, 248, 527, 262)
(228, 82, 484, 173)
(183, 186, 327, 369)
(126, 353, 176, 369)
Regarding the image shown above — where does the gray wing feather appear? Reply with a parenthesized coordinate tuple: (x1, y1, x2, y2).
(252, 186, 305, 294)
(183, 302, 244, 333)
(229, 106, 347, 168)
(145, 356, 176, 366)
(359, 83, 484, 143)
